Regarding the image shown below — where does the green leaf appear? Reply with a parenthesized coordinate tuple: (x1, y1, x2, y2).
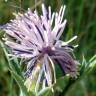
(11, 71, 28, 95)
(11, 71, 34, 96)
(87, 55, 96, 73)
(65, 80, 87, 96)
(54, 76, 70, 93)
(38, 87, 53, 96)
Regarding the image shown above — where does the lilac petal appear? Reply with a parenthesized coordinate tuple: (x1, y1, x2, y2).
(56, 19, 67, 40)
(54, 48, 78, 77)
(48, 6, 51, 20)
(43, 55, 52, 86)
(42, 4, 48, 20)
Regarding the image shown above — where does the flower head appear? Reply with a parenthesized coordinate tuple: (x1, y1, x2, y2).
(2, 4, 78, 92)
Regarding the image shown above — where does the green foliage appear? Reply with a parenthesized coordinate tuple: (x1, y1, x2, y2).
(0, 0, 96, 96)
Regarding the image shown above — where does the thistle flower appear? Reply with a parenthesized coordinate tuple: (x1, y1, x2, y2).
(2, 4, 78, 92)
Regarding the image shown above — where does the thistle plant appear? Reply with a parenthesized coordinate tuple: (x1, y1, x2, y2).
(2, 3, 79, 94)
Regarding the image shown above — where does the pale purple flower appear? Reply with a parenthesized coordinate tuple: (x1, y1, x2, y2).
(2, 4, 78, 92)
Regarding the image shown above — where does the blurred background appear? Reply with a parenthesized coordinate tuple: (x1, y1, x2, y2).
(0, 0, 96, 96)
